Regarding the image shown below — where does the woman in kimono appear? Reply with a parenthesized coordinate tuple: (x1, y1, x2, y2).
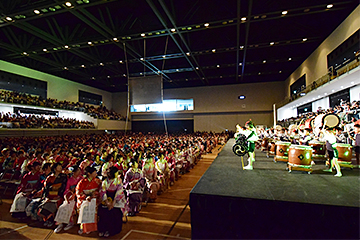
(37, 162, 68, 227)
(142, 156, 160, 202)
(75, 166, 101, 234)
(123, 159, 145, 216)
(156, 155, 170, 192)
(54, 165, 83, 233)
(98, 167, 126, 237)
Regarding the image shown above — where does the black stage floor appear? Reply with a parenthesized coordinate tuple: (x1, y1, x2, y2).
(190, 139, 360, 239)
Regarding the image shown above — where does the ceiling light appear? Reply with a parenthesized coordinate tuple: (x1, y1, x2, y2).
(240, 46, 244, 49)
(83, 0, 90, 3)
(204, 23, 209, 27)
(22, 52, 28, 56)
(279, 70, 282, 73)
(5, 17, 13, 21)
(186, 52, 190, 56)
(217, 65, 220, 68)
(107, 76, 110, 78)
(258, 72, 261, 75)
(170, 28, 176, 32)
(176, 69, 179, 71)
(141, 33, 145, 37)
(241, 17, 246, 21)
(34, 10, 41, 14)
(212, 49, 216, 53)
(64, 67, 68, 70)
(288, 57, 292, 61)
(88, 41, 92, 45)
(64, 45, 69, 49)
(162, 55, 166, 58)
(99, 63, 104, 66)
(140, 58, 144, 61)
(195, 67, 199, 70)
(119, 60, 123, 63)
(43, 48, 47, 52)
(282, 11, 288, 15)
(263, 60, 266, 63)
(91, 77, 95, 80)
(303, 38, 307, 41)
(327, 4, 333, 9)
(81, 65, 85, 68)
(239, 63, 242, 66)
(65, 2, 72, 7)
(270, 42, 274, 45)
(238, 95, 246, 100)
(113, 37, 118, 41)
(123, 74, 126, 77)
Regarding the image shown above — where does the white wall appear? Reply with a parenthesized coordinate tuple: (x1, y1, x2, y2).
(350, 84, 360, 102)
(277, 107, 297, 121)
(312, 97, 330, 112)
(284, 5, 360, 98)
(0, 60, 113, 109)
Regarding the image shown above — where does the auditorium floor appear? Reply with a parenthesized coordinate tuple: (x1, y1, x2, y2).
(0, 145, 224, 240)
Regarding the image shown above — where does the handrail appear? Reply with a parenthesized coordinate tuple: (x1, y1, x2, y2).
(276, 59, 360, 109)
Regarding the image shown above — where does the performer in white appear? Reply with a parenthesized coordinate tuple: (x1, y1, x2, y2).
(235, 120, 259, 170)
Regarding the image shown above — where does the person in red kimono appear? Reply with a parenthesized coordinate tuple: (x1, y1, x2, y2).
(75, 166, 101, 235)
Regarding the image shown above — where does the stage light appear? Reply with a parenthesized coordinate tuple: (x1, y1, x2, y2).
(327, 4, 333, 9)
(238, 95, 246, 100)
(217, 65, 220, 68)
(241, 17, 246, 21)
(64, 67, 68, 70)
(113, 37, 118, 41)
(91, 77, 95, 80)
(212, 49, 216, 53)
(171, 28, 176, 32)
(140, 58, 144, 61)
(65, 2, 72, 7)
(81, 65, 85, 68)
(303, 38, 307, 42)
(83, 0, 90, 3)
(43, 49, 47, 52)
(34, 10, 41, 14)
(270, 42, 274, 45)
(22, 52, 28, 56)
(204, 23, 209, 27)
(49, 7, 56, 11)
(186, 52, 190, 56)
(107, 76, 110, 78)
(239, 63, 242, 66)
(141, 33, 145, 37)
(88, 41, 92, 45)
(6, 17, 13, 21)
(240, 46, 244, 49)
(279, 70, 282, 73)
(195, 67, 199, 70)
(288, 57, 292, 61)
(99, 62, 104, 66)
(282, 11, 288, 15)
(64, 45, 69, 49)
(263, 60, 266, 63)
(119, 60, 123, 63)
(162, 55, 166, 58)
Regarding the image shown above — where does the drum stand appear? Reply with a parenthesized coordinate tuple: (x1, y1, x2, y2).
(240, 156, 244, 170)
(287, 163, 312, 174)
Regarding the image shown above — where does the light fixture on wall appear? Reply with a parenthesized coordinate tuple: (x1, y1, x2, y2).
(238, 95, 246, 100)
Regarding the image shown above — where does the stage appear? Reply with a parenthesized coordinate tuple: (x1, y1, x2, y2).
(190, 139, 360, 239)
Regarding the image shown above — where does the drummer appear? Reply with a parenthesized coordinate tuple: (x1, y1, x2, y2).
(278, 128, 291, 142)
(299, 128, 313, 145)
(320, 126, 342, 177)
(237, 120, 259, 170)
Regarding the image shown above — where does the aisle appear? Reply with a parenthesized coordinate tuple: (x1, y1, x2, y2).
(0, 144, 224, 240)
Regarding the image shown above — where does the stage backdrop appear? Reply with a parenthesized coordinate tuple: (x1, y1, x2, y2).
(129, 75, 162, 105)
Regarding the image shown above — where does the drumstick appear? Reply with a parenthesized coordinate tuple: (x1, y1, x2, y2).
(297, 119, 305, 129)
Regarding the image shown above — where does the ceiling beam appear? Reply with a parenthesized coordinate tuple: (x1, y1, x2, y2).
(240, 0, 252, 82)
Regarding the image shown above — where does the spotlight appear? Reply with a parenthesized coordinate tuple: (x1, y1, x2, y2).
(141, 33, 145, 37)
(88, 41, 92, 45)
(241, 17, 246, 21)
(64, 66, 68, 70)
(217, 65, 220, 68)
(43, 49, 47, 52)
(195, 67, 199, 70)
(327, 4, 333, 9)
(5, 16, 13, 21)
(170, 28, 176, 32)
(99, 62, 104, 66)
(81, 65, 85, 68)
(113, 37, 118, 41)
(270, 42, 274, 45)
(34, 10, 41, 14)
(186, 52, 190, 56)
(288, 57, 292, 61)
(302, 38, 307, 41)
(119, 60, 123, 63)
(263, 60, 266, 63)
(204, 23, 209, 27)
(22, 52, 28, 56)
(64, 45, 69, 49)
(65, 2, 72, 7)
(282, 11, 288, 15)
(212, 49, 216, 53)
(238, 95, 246, 100)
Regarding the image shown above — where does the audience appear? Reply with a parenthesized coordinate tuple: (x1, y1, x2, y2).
(0, 90, 125, 121)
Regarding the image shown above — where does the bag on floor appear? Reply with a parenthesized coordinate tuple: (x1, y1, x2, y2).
(10, 193, 27, 213)
(54, 200, 75, 224)
(77, 198, 96, 224)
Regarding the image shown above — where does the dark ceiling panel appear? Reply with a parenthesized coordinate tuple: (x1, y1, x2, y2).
(0, 0, 358, 92)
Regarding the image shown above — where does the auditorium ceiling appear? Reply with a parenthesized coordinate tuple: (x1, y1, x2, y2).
(0, 0, 358, 92)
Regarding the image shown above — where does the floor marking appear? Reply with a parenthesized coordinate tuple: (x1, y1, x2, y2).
(0, 224, 28, 236)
